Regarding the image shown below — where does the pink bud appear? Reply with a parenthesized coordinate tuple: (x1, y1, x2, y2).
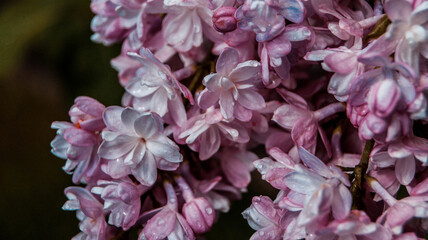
(182, 197, 215, 234)
(213, 7, 237, 33)
(368, 79, 401, 118)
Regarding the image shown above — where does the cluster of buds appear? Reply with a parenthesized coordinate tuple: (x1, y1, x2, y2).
(51, 0, 428, 239)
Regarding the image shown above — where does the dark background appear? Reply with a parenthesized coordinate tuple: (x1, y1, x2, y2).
(0, 0, 274, 239)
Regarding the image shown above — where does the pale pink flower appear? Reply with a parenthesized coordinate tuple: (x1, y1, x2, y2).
(98, 107, 182, 186)
(91, 178, 148, 230)
(122, 48, 192, 126)
(140, 181, 195, 240)
(62, 187, 110, 240)
(197, 47, 265, 121)
(145, 0, 219, 52)
(177, 107, 250, 160)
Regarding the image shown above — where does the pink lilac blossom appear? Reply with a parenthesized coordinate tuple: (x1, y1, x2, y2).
(51, 0, 428, 239)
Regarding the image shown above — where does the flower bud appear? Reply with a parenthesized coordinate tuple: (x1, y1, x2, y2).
(368, 79, 401, 118)
(213, 7, 237, 33)
(182, 197, 215, 234)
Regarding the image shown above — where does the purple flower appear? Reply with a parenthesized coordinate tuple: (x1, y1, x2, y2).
(177, 107, 250, 160)
(62, 187, 110, 240)
(235, 0, 305, 42)
(51, 97, 105, 184)
(123, 48, 192, 126)
(197, 47, 265, 121)
(273, 88, 345, 155)
(98, 107, 182, 186)
(242, 196, 284, 240)
(140, 181, 195, 240)
(91, 178, 148, 230)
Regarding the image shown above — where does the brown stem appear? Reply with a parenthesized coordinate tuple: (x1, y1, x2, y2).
(351, 139, 374, 210)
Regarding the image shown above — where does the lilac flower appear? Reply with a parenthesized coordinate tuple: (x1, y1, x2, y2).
(177, 107, 250, 160)
(145, 0, 218, 52)
(305, 43, 364, 102)
(140, 181, 195, 240)
(273, 88, 345, 154)
(315, 210, 391, 240)
(242, 196, 285, 240)
(366, 0, 428, 74)
(91, 178, 148, 230)
(175, 176, 215, 234)
(197, 47, 265, 121)
(69, 96, 106, 132)
(122, 48, 192, 126)
(62, 187, 110, 240)
(368, 177, 428, 236)
(260, 24, 312, 88)
(235, 0, 305, 42)
(90, 0, 149, 47)
(283, 148, 352, 232)
(51, 97, 105, 184)
(98, 107, 182, 186)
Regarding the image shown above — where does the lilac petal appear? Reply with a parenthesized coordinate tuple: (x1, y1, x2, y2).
(74, 96, 105, 116)
(291, 118, 317, 153)
(64, 127, 97, 147)
(411, 1, 428, 25)
(219, 91, 235, 119)
(279, 0, 305, 23)
(332, 184, 352, 220)
(268, 147, 294, 168)
(216, 48, 239, 76)
(237, 89, 266, 110)
(126, 81, 158, 98)
(283, 169, 324, 194)
(134, 113, 162, 139)
(143, 208, 176, 240)
(121, 107, 141, 130)
(372, 152, 396, 168)
(203, 73, 221, 92)
(384, 0, 412, 21)
(197, 89, 220, 109)
(123, 142, 146, 166)
(221, 155, 251, 188)
(234, 104, 253, 122)
(168, 97, 187, 127)
(146, 138, 182, 163)
(229, 61, 261, 82)
(150, 89, 168, 117)
(132, 151, 157, 186)
(64, 187, 103, 219)
(98, 135, 137, 159)
(199, 127, 221, 160)
(298, 147, 331, 178)
(324, 51, 358, 74)
(103, 106, 127, 132)
(272, 104, 310, 130)
(395, 156, 415, 185)
(102, 158, 131, 179)
(386, 202, 415, 228)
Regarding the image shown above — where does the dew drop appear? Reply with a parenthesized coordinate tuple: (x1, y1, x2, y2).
(205, 207, 213, 215)
(259, 231, 265, 236)
(157, 219, 165, 225)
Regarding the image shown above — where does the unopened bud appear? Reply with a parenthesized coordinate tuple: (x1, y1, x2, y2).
(213, 7, 237, 33)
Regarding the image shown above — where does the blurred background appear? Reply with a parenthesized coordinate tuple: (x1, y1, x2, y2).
(0, 0, 274, 239)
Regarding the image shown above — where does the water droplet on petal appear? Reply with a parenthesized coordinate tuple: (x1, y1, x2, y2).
(205, 207, 213, 215)
(157, 219, 165, 225)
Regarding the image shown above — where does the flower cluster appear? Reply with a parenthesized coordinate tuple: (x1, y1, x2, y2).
(51, 0, 428, 239)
